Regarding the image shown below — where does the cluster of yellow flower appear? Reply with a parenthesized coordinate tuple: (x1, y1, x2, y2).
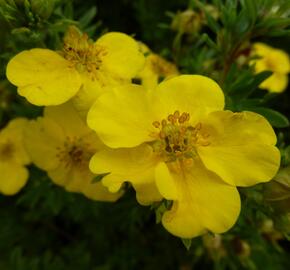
(0, 26, 284, 238)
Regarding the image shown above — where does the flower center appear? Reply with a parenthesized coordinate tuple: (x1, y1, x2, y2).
(265, 58, 275, 71)
(0, 141, 14, 161)
(56, 137, 94, 169)
(62, 26, 107, 79)
(150, 111, 210, 165)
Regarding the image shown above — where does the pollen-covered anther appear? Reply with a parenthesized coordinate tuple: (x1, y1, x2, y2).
(179, 112, 190, 124)
(151, 111, 211, 163)
(152, 121, 160, 128)
(62, 27, 107, 78)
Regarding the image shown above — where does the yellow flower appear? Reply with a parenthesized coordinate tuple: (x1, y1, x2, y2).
(0, 118, 30, 195)
(251, 43, 290, 93)
(6, 26, 145, 112)
(87, 75, 280, 238)
(24, 102, 122, 202)
(136, 43, 179, 90)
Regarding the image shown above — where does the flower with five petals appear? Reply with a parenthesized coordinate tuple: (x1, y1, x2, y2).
(24, 102, 122, 202)
(6, 26, 145, 115)
(87, 75, 280, 238)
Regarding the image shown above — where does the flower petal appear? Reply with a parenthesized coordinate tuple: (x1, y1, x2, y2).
(89, 144, 161, 203)
(96, 32, 145, 79)
(44, 102, 92, 138)
(24, 118, 64, 171)
(161, 161, 240, 238)
(155, 162, 178, 200)
(6, 49, 81, 106)
(260, 73, 288, 93)
(90, 144, 155, 177)
(0, 163, 28, 195)
(48, 165, 121, 202)
(268, 50, 290, 74)
(82, 181, 122, 202)
(0, 118, 30, 165)
(198, 111, 280, 186)
(87, 84, 156, 148)
(252, 43, 290, 74)
(152, 75, 225, 125)
(132, 181, 162, 205)
(71, 75, 104, 119)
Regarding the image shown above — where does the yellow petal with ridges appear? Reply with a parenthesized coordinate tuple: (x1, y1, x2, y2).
(89, 144, 156, 176)
(132, 181, 162, 206)
(44, 102, 92, 138)
(152, 75, 225, 125)
(48, 165, 121, 202)
(198, 111, 280, 186)
(47, 165, 72, 188)
(162, 160, 240, 238)
(24, 118, 64, 171)
(82, 180, 122, 202)
(96, 32, 145, 79)
(71, 74, 105, 119)
(6, 49, 82, 106)
(155, 162, 178, 200)
(87, 84, 156, 148)
(89, 144, 161, 204)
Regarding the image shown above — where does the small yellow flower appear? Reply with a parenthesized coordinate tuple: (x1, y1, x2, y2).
(136, 43, 179, 90)
(6, 26, 145, 112)
(251, 43, 290, 93)
(87, 75, 280, 238)
(0, 118, 30, 195)
(24, 102, 122, 202)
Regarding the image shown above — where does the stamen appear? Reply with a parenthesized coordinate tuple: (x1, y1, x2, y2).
(56, 137, 94, 169)
(161, 119, 167, 127)
(174, 110, 180, 118)
(152, 121, 160, 128)
(62, 26, 107, 79)
(150, 111, 210, 165)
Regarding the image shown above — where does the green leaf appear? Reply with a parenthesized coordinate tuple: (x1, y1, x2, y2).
(154, 200, 172, 224)
(267, 29, 290, 37)
(78, 6, 97, 29)
(206, 12, 220, 33)
(252, 71, 273, 86)
(181, 238, 192, 250)
(199, 4, 220, 33)
(235, 9, 251, 35)
(229, 71, 272, 100)
(200, 33, 218, 50)
(262, 18, 290, 29)
(248, 107, 290, 128)
(242, 0, 257, 24)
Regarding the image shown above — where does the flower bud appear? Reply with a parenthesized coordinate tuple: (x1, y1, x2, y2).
(171, 10, 202, 34)
(231, 238, 251, 258)
(264, 165, 290, 214)
(0, 0, 55, 28)
(30, 0, 55, 20)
